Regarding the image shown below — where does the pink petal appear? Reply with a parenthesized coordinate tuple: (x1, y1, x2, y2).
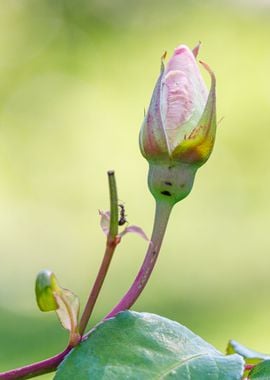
(161, 70, 193, 130)
(165, 45, 198, 74)
(99, 210, 110, 236)
(160, 44, 208, 151)
(119, 225, 149, 242)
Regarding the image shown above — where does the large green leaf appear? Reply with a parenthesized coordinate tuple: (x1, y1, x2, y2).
(55, 311, 244, 379)
(249, 360, 270, 378)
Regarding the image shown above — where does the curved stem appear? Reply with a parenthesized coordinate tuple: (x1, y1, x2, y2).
(0, 198, 172, 379)
(105, 200, 173, 319)
(0, 347, 72, 380)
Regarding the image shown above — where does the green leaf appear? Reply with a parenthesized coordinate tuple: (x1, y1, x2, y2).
(249, 360, 270, 379)
(227, 340, 270, 365)
(55, 311, 244, 380)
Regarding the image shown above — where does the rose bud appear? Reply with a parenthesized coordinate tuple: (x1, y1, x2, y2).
(139, 43, 216, 205)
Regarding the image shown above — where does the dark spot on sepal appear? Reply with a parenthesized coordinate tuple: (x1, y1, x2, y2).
(160, 190, 171, 196)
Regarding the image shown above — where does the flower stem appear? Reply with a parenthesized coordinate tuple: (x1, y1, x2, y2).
(0, 347, 72, 380)
(78, 171, 119, 335)
(105, 199, 173, 319)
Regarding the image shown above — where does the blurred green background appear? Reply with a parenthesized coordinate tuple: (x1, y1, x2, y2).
(1, 0, 270, 377)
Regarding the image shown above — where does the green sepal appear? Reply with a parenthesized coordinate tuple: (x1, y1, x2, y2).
(139, 54, 169, 162)
(172, 61, 216, 166)
(147, 161, 197, 205)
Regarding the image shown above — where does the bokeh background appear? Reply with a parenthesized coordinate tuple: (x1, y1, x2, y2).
(1, 0, 270, 378)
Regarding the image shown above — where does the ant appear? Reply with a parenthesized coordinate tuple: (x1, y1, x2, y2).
(118, 203, 127, 226)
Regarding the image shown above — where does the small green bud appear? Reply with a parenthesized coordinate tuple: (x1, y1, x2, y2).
(35, 270, 59, 311)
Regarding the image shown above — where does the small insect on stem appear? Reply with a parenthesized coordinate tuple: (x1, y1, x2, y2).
(118, 204, 127, 226)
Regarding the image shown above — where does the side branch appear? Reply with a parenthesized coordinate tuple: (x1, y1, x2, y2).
(78, 170, 120, 335)
(0, 171, 121, 379)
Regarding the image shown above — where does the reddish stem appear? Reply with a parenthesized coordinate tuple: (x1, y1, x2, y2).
(245, 364, 255, 371)
(105, 200, 172, 319)
(0, 347, 72, 380)
(78, 170, 120, 335)
(78, 236, 119, 335)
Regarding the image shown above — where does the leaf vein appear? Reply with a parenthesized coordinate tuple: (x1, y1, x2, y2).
(156, 352, 209, 379)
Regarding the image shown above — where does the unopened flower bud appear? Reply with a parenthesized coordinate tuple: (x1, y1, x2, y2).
(139, 43, 216, 204)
